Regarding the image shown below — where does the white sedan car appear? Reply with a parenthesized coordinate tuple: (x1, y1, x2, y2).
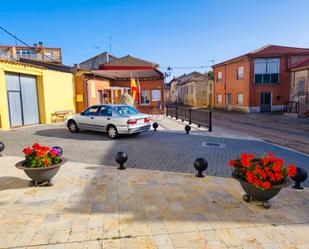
(65, 105, 151, 138)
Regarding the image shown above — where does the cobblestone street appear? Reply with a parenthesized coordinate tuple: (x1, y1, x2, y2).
(1, 119, 309, 186)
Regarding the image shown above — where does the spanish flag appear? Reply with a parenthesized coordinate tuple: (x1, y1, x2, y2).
(131, 78, 139, 102)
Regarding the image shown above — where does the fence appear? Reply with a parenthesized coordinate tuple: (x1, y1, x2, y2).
(165, 105, 212, 131)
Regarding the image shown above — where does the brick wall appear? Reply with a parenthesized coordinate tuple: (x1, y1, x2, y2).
(249, 57, 290, 110)
(214, 58, 251, 111)
(214, 57, 292, 112)
(110, 79, 164, 114)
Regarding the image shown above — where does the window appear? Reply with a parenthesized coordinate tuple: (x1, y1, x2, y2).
(98, 106, 112, 116)
(254, 58, 279, 84)
(44, 52, 53, 56)
(217, 72, 222, 83)
(83, 106, 99, 116)
(209, 83, 212, 91)
(151, 90, 161, 101)
(115, 106, 139, 115)
(237, 93, 244, 105)
(237, 66, 244, 80)
(190, 85, 194, 94)
(217, 94, 222, 104)
(300, 80, 305, 95)
(140, 90, 150, 104)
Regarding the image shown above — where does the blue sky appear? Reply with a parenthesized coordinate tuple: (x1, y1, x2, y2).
(1, 0, 309, 78)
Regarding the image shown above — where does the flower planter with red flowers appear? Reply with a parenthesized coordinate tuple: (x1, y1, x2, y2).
(16, 143, 65, 186)
(229, 152, 297, 209)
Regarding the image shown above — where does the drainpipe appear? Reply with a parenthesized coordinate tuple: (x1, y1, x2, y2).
(225, 64, 227, 109)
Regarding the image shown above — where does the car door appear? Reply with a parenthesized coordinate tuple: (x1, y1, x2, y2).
(76, 106, 99, 130)
(95, 106, 113, 131)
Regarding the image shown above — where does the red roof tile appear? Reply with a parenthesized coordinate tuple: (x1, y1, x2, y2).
(213, 45, 309, 67)
(290, 58, 309, 69)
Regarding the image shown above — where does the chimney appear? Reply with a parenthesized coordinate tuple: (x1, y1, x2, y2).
(38, 42, 43, 48)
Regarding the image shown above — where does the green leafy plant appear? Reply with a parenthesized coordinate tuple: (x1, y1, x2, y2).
(22, 143, 61, 168)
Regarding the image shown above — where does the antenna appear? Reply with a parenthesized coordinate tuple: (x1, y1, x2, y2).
(109, 36, 112, 53)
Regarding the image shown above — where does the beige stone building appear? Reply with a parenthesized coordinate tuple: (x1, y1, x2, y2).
(170, 72, 213, 107)
(290, 58, 309, 116)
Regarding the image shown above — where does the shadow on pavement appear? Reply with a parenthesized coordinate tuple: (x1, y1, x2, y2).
(0, 176, 29, 191)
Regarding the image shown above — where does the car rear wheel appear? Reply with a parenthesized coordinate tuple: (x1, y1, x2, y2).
(68, 120, 79, 133)
(107, 125, 118, 139)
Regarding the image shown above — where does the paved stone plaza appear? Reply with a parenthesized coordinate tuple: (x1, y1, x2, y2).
(0, 156, 308, 249)
(0, 121, 308, 186)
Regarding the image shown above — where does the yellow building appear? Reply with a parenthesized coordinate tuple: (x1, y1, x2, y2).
(0, 60, 75, 130)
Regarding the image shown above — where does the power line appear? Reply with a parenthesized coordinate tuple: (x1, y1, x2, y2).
(160, 65, 212, 69)
(0, 26, 57, 62)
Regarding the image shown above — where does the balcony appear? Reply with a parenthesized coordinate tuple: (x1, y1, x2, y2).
(0, 53, 61, 63)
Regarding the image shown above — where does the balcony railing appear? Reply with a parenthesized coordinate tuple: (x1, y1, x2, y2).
(0, 53, 61, 62)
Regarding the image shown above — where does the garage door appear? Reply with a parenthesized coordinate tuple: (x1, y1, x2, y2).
(6, 73, 39, 127)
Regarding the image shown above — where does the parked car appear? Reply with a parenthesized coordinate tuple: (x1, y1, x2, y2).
(65, 105, 151, 138)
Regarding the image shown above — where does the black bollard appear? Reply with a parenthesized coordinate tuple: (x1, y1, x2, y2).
(194, 158, 208, 178)
(115, 151, 128, 170)
(185, 125, 191, 134)
(153, 122, 159, 131)
(0, 142, 4, 155)
(52, 146, 63, 156)
(291, 167, 308, 190)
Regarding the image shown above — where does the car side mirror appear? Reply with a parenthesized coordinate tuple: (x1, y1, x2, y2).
(80, 111, 85, 116)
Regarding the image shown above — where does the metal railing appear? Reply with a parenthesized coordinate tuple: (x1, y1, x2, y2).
(285, 92, 309, 114)
(166, 105, 212, 131)
(0, 53, 61, 62)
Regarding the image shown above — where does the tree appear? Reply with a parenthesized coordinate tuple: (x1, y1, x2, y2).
(206, 70, 214, 80)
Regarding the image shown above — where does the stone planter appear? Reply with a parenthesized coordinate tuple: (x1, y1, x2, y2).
(233, 174, 290, 209)
(15, 158, 65, 186)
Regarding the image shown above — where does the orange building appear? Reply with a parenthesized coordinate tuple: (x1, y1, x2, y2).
(75, 55, 165, 114)
(213, 45, 309, 112)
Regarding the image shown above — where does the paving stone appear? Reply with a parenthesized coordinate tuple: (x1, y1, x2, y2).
(0, 157, 308, 248)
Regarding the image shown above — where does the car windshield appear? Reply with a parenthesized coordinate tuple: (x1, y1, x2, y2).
(115, 106, 139, 115)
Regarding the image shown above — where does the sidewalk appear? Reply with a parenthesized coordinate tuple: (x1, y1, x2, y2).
(0, 156, 308, 249)
(156, 116, 261, 141)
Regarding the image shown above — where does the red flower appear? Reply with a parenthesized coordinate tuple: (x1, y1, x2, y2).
(36, 150, 43, 157)
(23, 147, 33, 155)
(32, 143, 41, 150)
(263, 158, 270, 165)
(273, 165, 281, 172)
(42, 159, 49, 165)
(262, 181, 271, 189)
(266, 152, 273, 157)
(287, 164, 297, 177)
(275, 172, 283, 181)
(50, 151, 57, 157)
(41, 146, 50, 152)
(231, 153, 299, 190)
(240, 159, 251, 167)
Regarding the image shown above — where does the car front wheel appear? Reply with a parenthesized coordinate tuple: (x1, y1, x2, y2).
(68, 120, 79, 133)
(107, 125, 118, 139)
